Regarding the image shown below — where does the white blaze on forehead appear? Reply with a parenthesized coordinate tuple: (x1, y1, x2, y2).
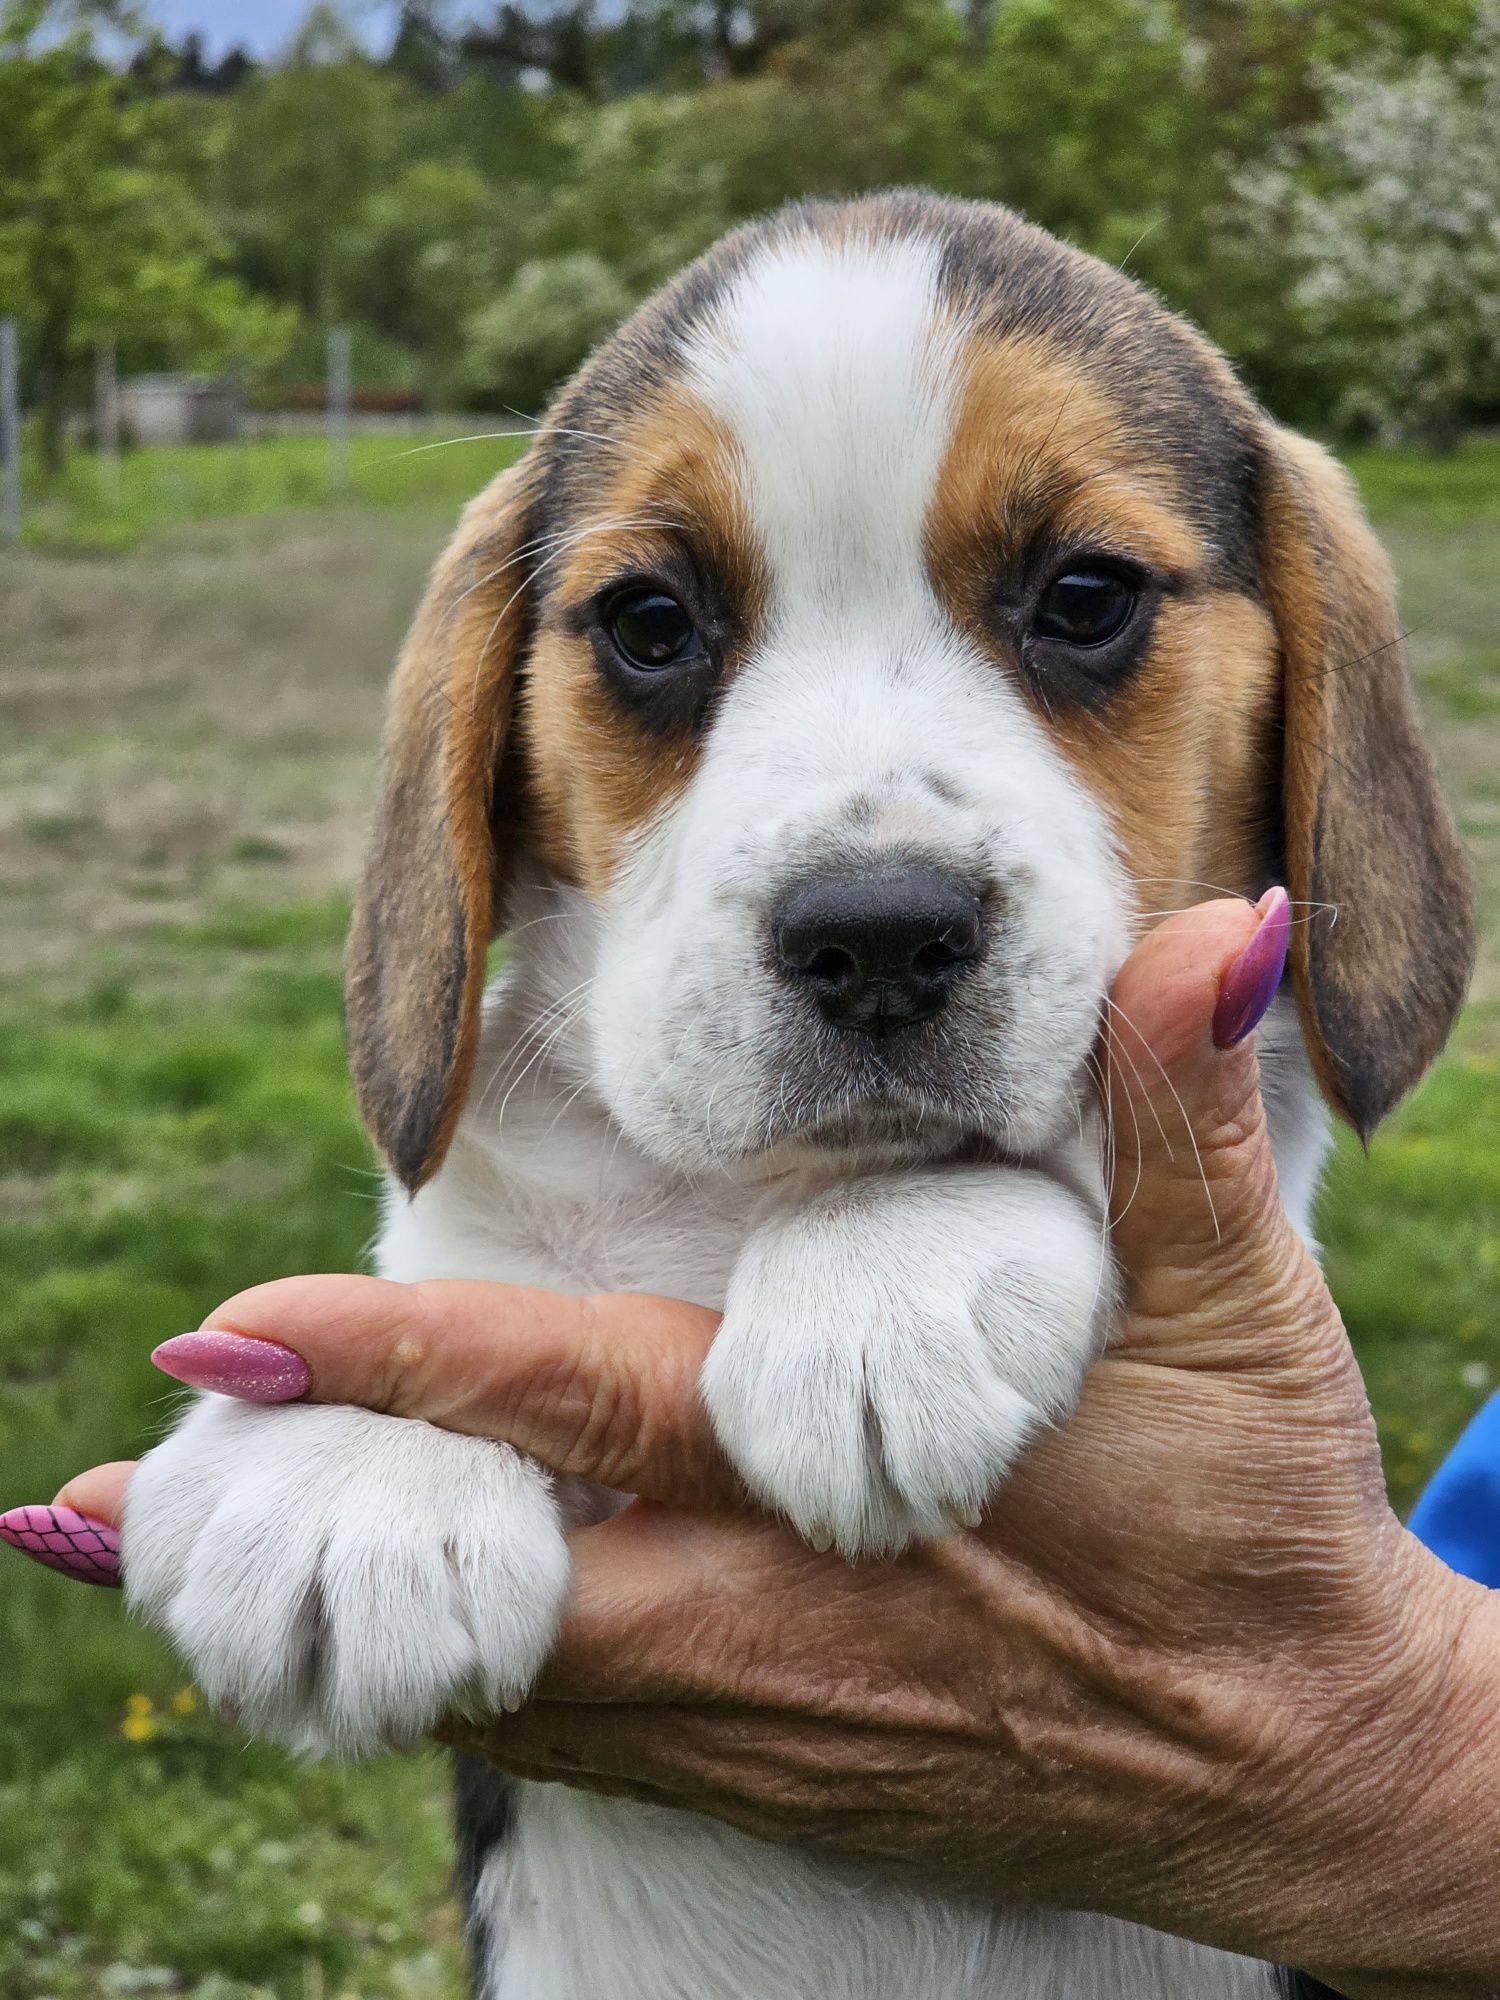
(684, 227, 963, 612)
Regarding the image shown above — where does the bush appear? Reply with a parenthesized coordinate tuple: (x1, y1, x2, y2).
(459, 253, 633, 416)
(1231, 7, 1500, 446)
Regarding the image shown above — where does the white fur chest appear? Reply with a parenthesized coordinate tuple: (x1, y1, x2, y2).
(377, 1077, 752, 1306)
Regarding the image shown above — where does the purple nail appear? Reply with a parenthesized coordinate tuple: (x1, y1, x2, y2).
(152, 1330, 311, 1403)
(1212, 886, 1291, 1049)
(0, 1504, 122, 1587)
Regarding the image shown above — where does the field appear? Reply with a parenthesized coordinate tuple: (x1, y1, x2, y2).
(15, 429, 531, 553)
(1, 435, 1497, 1998)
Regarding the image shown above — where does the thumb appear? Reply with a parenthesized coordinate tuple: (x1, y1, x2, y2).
(1103, 889, 1323, 1360)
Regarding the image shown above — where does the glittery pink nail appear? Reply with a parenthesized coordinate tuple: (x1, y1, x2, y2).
(0, 1504, 121, 1587)
(1212, 886, 1291, 1049)
(151, 1330, 311, 1403)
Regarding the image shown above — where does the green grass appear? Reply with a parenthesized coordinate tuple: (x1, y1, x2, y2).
(1321, 1017, 1500, 1511)
(1342, 432, 1500, 524)
(20, 429, 525, 552)
(0, 902, 466, 1999)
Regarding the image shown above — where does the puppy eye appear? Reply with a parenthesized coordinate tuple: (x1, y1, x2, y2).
(1033, 566, 1138, 648)
(605, 588, 703, 670)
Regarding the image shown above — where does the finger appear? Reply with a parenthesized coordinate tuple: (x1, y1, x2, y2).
(442, 1700, 943, 1868)
(1102, 891, 1325, 1351)
(443, 1701, 780, 1815)
(151, 1275, 736, 1506)
(0, 1461, 135, 1587)
(53, 1461, 135, 1527)
(537, 1501, 964, 1707)
(437, 1719, 797, 1846)
(439, 1735, 700, 1819)
(542, 1504, 800, 1701)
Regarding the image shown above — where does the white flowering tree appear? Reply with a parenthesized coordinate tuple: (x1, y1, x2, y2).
(1236, 8, 1500, 447)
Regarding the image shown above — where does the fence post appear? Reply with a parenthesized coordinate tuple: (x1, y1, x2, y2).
(326, 325, 352, 496)
(0, 319, 20, 545)
(94, 337, 120, 502)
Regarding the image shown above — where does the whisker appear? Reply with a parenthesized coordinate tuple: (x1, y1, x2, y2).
(368, 421, 632, 474)
(1295, 625, 1422, 687)
(1100, 1000, 1176, 1165)
(474, 976, 597, 1129)
(1104, 994, 1221, 1244)
(490, 993, 596, 1143)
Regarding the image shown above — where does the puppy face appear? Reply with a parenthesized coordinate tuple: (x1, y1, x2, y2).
(347, 194, 1473, 1190)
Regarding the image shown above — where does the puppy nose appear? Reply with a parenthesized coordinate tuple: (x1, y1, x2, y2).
(773, 868, 986, 1036)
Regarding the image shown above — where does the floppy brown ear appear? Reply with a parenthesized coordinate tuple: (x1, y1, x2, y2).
(344, 458, 538, 1192)
(1260, 426, 1474, 1137)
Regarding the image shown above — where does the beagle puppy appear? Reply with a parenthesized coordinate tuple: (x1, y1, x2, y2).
(125, 192, 1474, 1998)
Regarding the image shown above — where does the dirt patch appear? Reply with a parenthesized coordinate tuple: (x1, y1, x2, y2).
(1, 509, 451, 977)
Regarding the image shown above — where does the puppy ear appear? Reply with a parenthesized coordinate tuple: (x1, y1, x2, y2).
(345, 458, 538, 1192)
(1260, 426, 1474, 1136)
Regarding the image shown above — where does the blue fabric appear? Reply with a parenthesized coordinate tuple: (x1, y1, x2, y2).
(1408, 1391, 1500, 1586)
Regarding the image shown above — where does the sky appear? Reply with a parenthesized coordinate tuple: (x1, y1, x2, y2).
(144, 2, 405, 58)
(142, 2, 627, 61)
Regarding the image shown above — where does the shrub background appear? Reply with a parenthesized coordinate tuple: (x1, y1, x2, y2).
(3, 0, 1499, 449)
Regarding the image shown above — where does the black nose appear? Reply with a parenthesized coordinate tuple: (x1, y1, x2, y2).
(773, 868, 986, 1037)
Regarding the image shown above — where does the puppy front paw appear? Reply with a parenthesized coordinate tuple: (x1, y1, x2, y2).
(124, 1398, 570, 1757)
(702, 1172, 1108, 1558)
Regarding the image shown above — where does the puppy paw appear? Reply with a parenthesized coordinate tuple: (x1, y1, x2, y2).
(702, 1172, 1108, 1558)
(124, 1397, 569, 1757)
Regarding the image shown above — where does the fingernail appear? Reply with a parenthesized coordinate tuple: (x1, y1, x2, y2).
(0, 1504, 122, 1587)
(151, 1330, 310, 1403)
(1212, 886, 1291, 1049)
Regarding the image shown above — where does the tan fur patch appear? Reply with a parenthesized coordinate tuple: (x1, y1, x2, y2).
(1050, 590, 1280, 908)
(928, 334, 1203, 597)
(926, 331, 1281, 919)
(521, 382, 766, 895)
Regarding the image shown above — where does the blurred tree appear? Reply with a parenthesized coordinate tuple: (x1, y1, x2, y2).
(519, 47, 901, 297)
(349, 158, 501, 371)
(460, 251, 631, 410)
(895, 0, 1194, 265)
(0, 0, 290, 470)
(890, 0, 1489, 424)
(386, 3, 459, 92)
(4, 0, 1493, 444)
(1234, 6, 1500, 447)
(457, 3, 539, 90)
(217, 7, 398, 331)
(547, 5, 598, 92)
(589, 0, 708, 91)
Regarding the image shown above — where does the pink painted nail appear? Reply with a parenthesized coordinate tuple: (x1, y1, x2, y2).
(151, 1330, 310, 1403)
(1212, 886, 1291, 1049)
(0, 1504, 122, 1587)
